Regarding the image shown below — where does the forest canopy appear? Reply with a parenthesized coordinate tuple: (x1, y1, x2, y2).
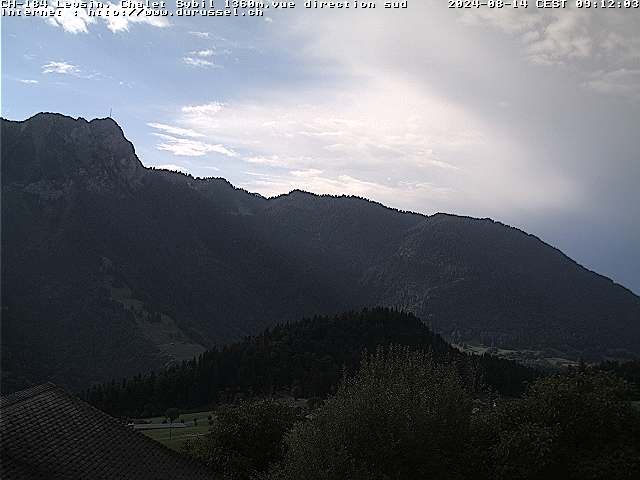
(83, 309, 537, 417)
(184, 347, 640, 480)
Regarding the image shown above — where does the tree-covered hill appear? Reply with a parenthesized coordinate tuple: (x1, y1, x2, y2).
(82, 309, 537, 417)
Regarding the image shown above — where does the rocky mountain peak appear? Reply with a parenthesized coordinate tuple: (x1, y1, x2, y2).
(2, 113, 144, 190)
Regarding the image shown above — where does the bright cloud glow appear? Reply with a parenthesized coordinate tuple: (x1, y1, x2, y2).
(152, 72, 579, 214)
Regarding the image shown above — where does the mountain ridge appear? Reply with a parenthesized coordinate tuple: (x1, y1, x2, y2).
(2, 112, 639, 392)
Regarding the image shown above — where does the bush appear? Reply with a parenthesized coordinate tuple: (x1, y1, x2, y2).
(165, 407, 180, 423)
(269, 346, 474, 480)
(472, 370, 640, 480)
(182, 399, 299, 480)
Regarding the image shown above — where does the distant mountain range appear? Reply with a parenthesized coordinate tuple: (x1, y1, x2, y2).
(2, 113, 639, 392)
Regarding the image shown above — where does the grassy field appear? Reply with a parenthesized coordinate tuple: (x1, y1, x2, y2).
(138, 398, 306, 451)
(138, 411, 213, 452)
(452, 342, 579, 370)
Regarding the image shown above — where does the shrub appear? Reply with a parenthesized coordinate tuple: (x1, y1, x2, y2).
(269, 346, 474, 480)
(473, 370, 640, 480)
(182, 399, 299, 480)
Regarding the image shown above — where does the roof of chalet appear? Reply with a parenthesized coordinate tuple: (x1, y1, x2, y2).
(0, 383, 211, 480)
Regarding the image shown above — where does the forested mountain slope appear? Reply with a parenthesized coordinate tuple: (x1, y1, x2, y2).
(2, 113, 639, 391)
(83, 309, 537, 417)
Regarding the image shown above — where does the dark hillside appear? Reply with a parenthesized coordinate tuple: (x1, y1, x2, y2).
(83, 309, 537, 417)
(2, 113, 639, 391)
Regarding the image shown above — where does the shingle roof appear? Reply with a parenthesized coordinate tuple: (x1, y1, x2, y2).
(0, 383, 211, 480)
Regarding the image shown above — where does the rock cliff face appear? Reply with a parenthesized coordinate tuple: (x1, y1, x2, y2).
(3, 113, 144, 189)
(2, 113, 639, 392)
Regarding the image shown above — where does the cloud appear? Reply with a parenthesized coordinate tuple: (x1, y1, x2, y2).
(151, 132, 237, 158)
(18, 79, 39, 84)
(189, 49, 216, 57)
(459, 7, 640, 78)
(182, 57, 220, 68)
(181, 103, 224, 115)
(159, 72, 578, 215)
(150, 164, 190, 173)
(33, 4, 169, 34)
(189, 31, 210, 38)
(238, 172, 454, 208)
(100, 4, 170, 32)
(176, 78, 484, 172)
(187, 48, 232, 59)
(245, 155, 289, 167)
(41, 61, 101, 80)
(290, 168, 323, 178)
(45, 6, 95, 34)
(524, 10, 593, 66)
(583, 69, 640, 100)
(147, 122, 204, 138)
(42, 61, 80, 75)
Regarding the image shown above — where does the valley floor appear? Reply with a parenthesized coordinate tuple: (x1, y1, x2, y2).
(133, 411, 213, 451)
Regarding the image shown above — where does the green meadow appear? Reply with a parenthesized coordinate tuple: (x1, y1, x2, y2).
(138, 411, 213, 451)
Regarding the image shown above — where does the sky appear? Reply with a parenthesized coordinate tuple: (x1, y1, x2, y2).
(1, 3, 639, 294)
